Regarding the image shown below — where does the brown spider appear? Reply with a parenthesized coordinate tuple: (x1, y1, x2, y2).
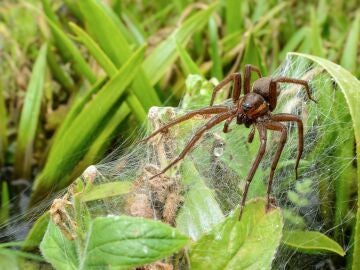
(142, 65, 316, 219)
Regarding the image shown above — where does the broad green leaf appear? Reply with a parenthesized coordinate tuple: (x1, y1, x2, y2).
(41, 216, 189, 270)
(190, 199, 283, 270)
(340, 12, 360, 74)
(289, 52, 360, 269)
(40, 221, 78, 270)
(31, 47, 145, 204)
(282, 230, 345, 256)
(79, 216, 188, 269)
(14, 44, 47, 178)
(176, 161, 224, 240)
(80, 181, 132, 202)
(22, 212, 49, 251)
(0, 249, 19, 270)
(143, 2, 218, 85)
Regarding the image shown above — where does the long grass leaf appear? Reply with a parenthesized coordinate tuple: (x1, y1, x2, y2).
(143, 2, 218, 85)
(69, 23, 146, 122)
(31, 47, 145, 204)
(224, 0, 243, 34)
(43, 15, 96, 83)
(208, 16, 223, 79)
(310, 7, 325, 57)
(0, 80, 7, 166)
(340, 12, 360, 74)
(175, 42, 202, 75)
(77, 0, 160, 109)
(0, 181, 10, 224)
(14, 44, 47, 178)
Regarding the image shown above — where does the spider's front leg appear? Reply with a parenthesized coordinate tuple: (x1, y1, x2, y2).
(210, 73, 241, 106)
(243, 64, 262, 94)
(239, 124, 267, 220)
(263, 121, 288, 212)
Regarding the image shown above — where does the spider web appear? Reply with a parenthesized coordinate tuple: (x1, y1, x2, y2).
(0, 55, 356, 269)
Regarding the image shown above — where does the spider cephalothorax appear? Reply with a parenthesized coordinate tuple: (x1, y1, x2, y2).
(142, 65, 316, 219)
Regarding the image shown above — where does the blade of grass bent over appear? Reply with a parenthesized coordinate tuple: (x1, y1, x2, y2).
(290, 52, 360, 270)
(14, 44, 47, 178)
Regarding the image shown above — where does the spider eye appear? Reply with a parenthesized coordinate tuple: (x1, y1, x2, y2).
(242, 103, 252, 111)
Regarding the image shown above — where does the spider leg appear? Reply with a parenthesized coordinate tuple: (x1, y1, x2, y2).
(243, 64, 262, 95)
(149, 111, 234, 180)
(268, 77, 317, 110)
(247, 125, 256, 143)
(223, 115, 236, 133)
(210, 73, 241, 106)
(239, 124, 267, 220)
(263, 121, 287, 212)
(271, 113, 303, 179)
(141, 106, 229, 143)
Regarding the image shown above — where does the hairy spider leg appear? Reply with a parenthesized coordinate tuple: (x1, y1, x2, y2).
(149, 111, 235, 180)
(263, 121, 288, 211)
(223, 115, 236, 133)
(243, 64, 262, 94)
(239, 124, 267, 220)
(140, 106, 229, 143)
(210, 73, 241, 106)
(247, 125, 256, 143)
(271, 113, 304, 179)
(268, 77, 317, 111)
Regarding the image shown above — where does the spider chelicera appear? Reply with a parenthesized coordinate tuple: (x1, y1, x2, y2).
(142, 65, 317, 219)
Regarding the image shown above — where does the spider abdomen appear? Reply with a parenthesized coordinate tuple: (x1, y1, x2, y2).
(252, 77, 273, 101)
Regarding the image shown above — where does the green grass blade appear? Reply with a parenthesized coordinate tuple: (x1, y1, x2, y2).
(69, 23, 146, 122)
(290, 52, 360, 269)
(0, 181, 10, 224)
(76, 103, 131, 171)
(340, 12, 360, 74)
(31, 47, 145, 204)
(224, 0, 243, 34)
(14, 44, 47, 178)
(47, 46, 75, 92)
(279, 27, 308, 60)
(175, 41, 202, 76)
(43, 15, 96, 83)
(143, 2, 218, 85)
(22, 212, 50, 251)
(208, 16, 223, 79)
(0, 80, 7, 166)
(69, 23, 117, 76)
(77, 0, 160, 109)
(309, 7, 325, 57)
